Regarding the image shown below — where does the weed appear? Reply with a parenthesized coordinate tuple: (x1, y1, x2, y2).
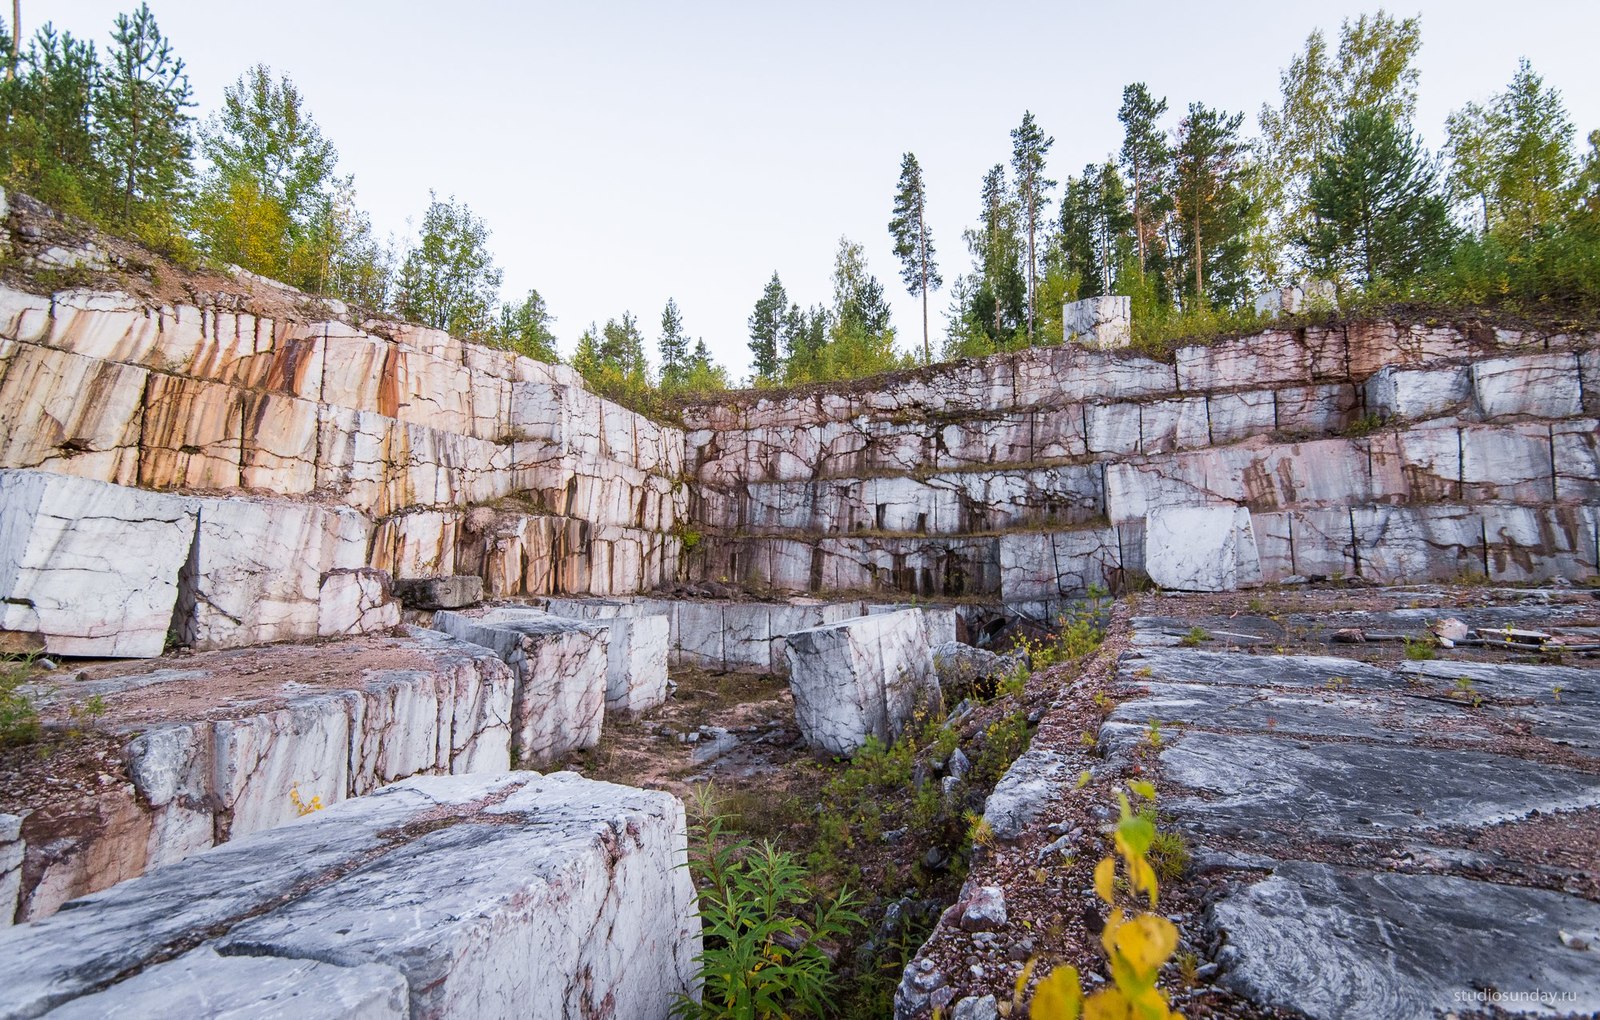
(289, 784, 324, 816)
(677, 790, 865, 1020)
(1178, 626, 1209, 648)
(1453, 677, 1484, 709)
(0, 654, 41, 748)
(1144, 720, 1164, 747)
(1403, 636, 1437, 661)
(1341, 412, 1386, 437)
(964, 811, 995, 849)
(1245, 596, 1268, 615)
(1552, 685, 1564, 703)
(1023, 786, 1184, 1019)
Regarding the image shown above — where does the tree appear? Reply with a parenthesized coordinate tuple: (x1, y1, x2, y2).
(599, 312, 649, 381)
(887, 151, 942, 363)
(658, 297, 689, 386)
(0, 23, 101, 218)
(94, 3, 193, 237)
(962, 163, 1026, 346)
(1172, 103, 1253, 305)
(1446, 59, 1576, 241)
(192, 65, 340, 286)
(494, 289, 558, 363)
(1010, 111, 1055, 342)
(1304, 108, 1454, 285)
(830, 236, 891, 335)
(1118, 83, 1170, 273)
(679, 337, 731, 392)
(1259, 10, 1422, 276)
(396, 193, 502, 337)
(746, 272, 787, 381)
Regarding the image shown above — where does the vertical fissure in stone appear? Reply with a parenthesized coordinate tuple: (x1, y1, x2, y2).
(1287, 512, 1299, 577)
(1480, 516, 1491, 580)
(168, 508, 203, 650)
(1204, 394, 1215, 447)
(1347, 507, 1362, 578)
(1546, 424, 1558, 503)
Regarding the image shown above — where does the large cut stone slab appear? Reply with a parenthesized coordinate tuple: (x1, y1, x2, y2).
(1158, 731, 1600, 838)
(1209, 862, 1600, 1020)
(40, 946, 409, 1019)
(1144, 505, 1253, 592)
(0, 470, 196, 657)
(1062, 295, 1131, 349)
(784, 609, 940, 755)
(432, 610, 608, 766)
(8, 633, 515, 922)
(486, 606, 670, 716)
(0, 772, 700, 1020)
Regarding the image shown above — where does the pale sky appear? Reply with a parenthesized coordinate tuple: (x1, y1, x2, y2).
(46, 1, 1600, 379)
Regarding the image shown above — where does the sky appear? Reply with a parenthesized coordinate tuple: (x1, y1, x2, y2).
(47, 1, 1600, 379)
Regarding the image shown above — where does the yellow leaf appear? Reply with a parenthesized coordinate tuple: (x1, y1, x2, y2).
(1129, 780, 1156, 801)
(1082, 987, 1136, 1020)
(1076, 770, 1092, 789)
(1094, 855, 1116, 904)
(1103, 912, 1179, 988)
(1030, 965, 1082, 1019)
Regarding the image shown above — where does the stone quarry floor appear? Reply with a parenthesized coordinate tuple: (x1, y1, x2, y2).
(903, 584, 1600, 1020)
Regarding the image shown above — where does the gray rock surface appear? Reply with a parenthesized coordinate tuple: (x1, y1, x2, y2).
(0, 772, 699, 1020)
(981, 748, 1075, 840)
(40, 947, 409, 1019)
(1211, 862, 1600, 1020)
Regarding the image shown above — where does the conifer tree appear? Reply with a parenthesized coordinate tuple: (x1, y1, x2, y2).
(746, 272, 787, 382)
(1172, 103, 1253, 305)
(1009, 111, 1055, 343)
(963, 164, 1026, 345)
(658, 297, 689, 386)
(1118, 83, 1170, 273)
(94, 3, 192, 237)
(888, 151, 942, 363)
(1305, 108, 1453, 285)
(495, 289, 558, 363)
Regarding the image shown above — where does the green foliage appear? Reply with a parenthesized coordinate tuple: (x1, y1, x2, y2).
(396, 192, 503, 338)
(1177, 626, 1209, 648)
(0, 23, 103, 220)
(679, 794, 864, 1020)
(1403, 636, 1437, 660)
(888, 151, 942, 363)
(0, 654, 41, 748)
(1171, 102, 1255, 306)
(572, 313, 653, 406)
(1010, 111, 1056, 342)
(746, 272, 788, 382)
(490, 289, 559, 363)
(1118, 83, 1173, 277)
(658, 297, 691, 387)
(95, 3, 194, 243)
(1304, 108, 1455, 285)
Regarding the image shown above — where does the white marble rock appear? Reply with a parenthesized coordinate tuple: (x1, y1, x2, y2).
(785, 609, 941, 756)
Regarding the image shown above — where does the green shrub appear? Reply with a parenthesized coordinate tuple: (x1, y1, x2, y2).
(679, 796, 864, 1020)
(0, 655, 41, 748)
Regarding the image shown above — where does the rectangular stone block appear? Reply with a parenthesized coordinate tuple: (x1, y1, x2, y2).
(1471, 352, 1583, 419)
(1144, 505, 1255, 592)
(1063, 295, 1131, 349)
(785, 609, 939, 755)
(431, 611, 608, 766)
(0, 773, 698, 1020)
(1365, 364, 1472, 421)
(0, 470, 196, 657)
(0, 342, 145, 485)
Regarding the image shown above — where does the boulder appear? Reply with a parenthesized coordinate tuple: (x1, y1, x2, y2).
(393, 574, 484, 609)
(0, 772, 701, 1020)
(317, 568, 401, 638)
(784, 609, 941, 755)
(431, 610, 608, 766)
(0, 470, 196, 658)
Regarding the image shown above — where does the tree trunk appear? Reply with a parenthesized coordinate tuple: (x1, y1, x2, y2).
(7, 0, 17, 81)
(1194, 206, 1203, 299)
(1026, 189, 1036, 344)
(919, 199, 930, 363)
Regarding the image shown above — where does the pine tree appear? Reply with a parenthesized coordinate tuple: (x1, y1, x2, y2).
(746, 272, 787, 382)
(1010, 111, 1055, 343)
(396, 193, 503, 337)
(658, 297, 689, 386)
(831, 237, 891, 335)
(887, 151, 942, 363)
(94, 3, 193, 238)
(495, 290, 558, 363)
(1059, 170, 1099, 297)
(1306, 109, 1454, 285)
(1172, 103, 1253, 305)
(1259, 11, 1421, 277)
(1118, 83, 1170, 273)
(599, 312, 649, 380)
(962, 164, 1026, 345)
(0, 24, 102, 218)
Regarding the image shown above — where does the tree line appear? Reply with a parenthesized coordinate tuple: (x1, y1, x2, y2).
(748, 10, 1600, 381)
(3, 7, 1597, 407)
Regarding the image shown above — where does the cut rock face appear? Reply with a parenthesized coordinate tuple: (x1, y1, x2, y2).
(0, 469, 196, 657)
(0, 772, 701, 1020)
(431, 610, 608, 766)
(1144, 505, 1253, 592)
(784, 609, 941, 755)
(6, 632, 514, 923)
